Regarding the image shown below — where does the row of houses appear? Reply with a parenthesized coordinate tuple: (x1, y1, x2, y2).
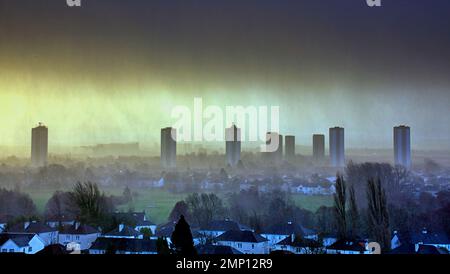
(1, 213, 449, 255)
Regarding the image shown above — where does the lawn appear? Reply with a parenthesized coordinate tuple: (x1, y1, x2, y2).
(23, 187, 333, 225)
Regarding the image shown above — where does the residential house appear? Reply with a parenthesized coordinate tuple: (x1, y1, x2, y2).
(112, 211, 157, 234)
(411, 228, 450, 252)
(103, 224, 143, 239)
(273, 235, 324, 254)
(7, 221, 58, 246)
(326, 239, 370, 254)
(198, 219, 250, 238)
(89, 237, 158, 254)
(45, 215, 76, 228)
(0, 233, 45, 254)
(58, 223, 100, 250)
(214, 230, 269, 254)
(261, 221, 317, 247)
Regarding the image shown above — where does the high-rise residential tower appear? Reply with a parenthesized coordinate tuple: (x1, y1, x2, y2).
(394, 125, 411, 168)
(313, 134, 325, 161)
(31, 123, 48, 167)
(329, 127, 345, 168)
(225, 124, 241, 166)
(266, 132, 283, 163)
(285, 135, 295, 161)
(161, 127, 177, 169)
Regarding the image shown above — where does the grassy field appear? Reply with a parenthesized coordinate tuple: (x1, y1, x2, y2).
(23, 187, 333, 225)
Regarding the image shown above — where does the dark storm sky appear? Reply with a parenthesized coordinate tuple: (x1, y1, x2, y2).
(0, 0, 449, 149)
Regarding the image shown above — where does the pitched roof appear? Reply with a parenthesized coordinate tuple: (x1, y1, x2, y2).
(104, 225, 142, 237)
(0, 233, 36, 247)
(90, 238, 157, 253)
(215, 230, 268, 243)
(60, 224, 99, 235)
(196, 244, 243, 254)
(417, 245, 449, 255)
(200, 220, 241, 231)
(8, 221, 57, 233)
(326, 239, 367, 252)
(262, 222, 315, 236)
(276, 236, 322, 248)
(155, 222, 176, 238)
(37, 244, 70, 255)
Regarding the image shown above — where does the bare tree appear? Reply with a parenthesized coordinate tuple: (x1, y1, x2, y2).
(367, 178, 391, 252)
(334, 174, 347, 239)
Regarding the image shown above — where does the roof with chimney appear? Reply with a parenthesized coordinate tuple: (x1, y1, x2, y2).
(59, 223, 99, 235)
(262, 222, 315, 236)
(276, 236, 322, 248)
(326, 239, 367, 252)
(215, 230, 268, 243)
(8, 221, 57, 233)
(103, 225, 142, 238)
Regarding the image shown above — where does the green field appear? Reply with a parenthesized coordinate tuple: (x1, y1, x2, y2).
(23, 187, 333, 225)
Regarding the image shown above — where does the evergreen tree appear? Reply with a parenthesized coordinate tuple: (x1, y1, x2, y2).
(171, 215, 197, 255)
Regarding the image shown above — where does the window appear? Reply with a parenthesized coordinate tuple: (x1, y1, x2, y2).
(1, 249, 6, 252)
(237, 243, 242, 248)
(252, 244, 255, 249)
(9, 249, 14, 253)
(28, 247, 33, 252)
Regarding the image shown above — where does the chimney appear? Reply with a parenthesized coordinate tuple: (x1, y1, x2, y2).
(75, 222, 80, 230)
(119, 223, 125, 232)
(291, 234, 295, 243)
(24, 222, 30, 230)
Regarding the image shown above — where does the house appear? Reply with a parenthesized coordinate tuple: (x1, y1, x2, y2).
(7, 221, 58, 246)
(36, 244, 70, 255)
(326, 239, 370, 254)
(112, 211, 157, 234)
(58, 223, 100, 250)
(45, 215, 76, 228)
(89, 237, 158, 254)
(261, 221, 317, 246)
(0, 215, 13, 233)
(214, 230, 269, 254)
(154, 221, 176, 244)
(410, 229, 450, 251)
(389, 243, 449, 254)
(0, 233, 46, 254)
(198, 219, 250, 238)
(103, 224, 143, 239)
(273, 235, 324, 254)
(196, 244, 243, 254)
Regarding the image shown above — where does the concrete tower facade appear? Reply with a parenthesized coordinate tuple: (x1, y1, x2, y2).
(226, 125, 241, 167)
(313, 134, 325, 161)
(161, 127, 177, 169)
(329, 127, 345, 168)
(31, 123, 48, 167)
(394, 125, 411, 168)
